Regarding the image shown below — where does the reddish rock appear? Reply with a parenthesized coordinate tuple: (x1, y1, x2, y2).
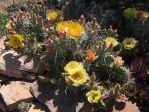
(0, 50, 44, 80)
(0, 101, 6, 112)
(30, 81, 100, 112)
(0, 81, 34, 111)
(30, 81, 141, 112)
(112, 96, 139, 112)
(28, 103, 48, 112)
(0, 75, 10, 83)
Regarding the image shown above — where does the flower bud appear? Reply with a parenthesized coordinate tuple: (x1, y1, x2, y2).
(137, 11, 149, 22)
(37, 16, 43, 21)
(60, 31, 67, 37)
(93, 17, 97, 23)
(62, 6, 67, 12)
(91, 72, 97, 81)
(8, 30, 16, 34)
(10, 16, 14, 21)
(80, 15, 85, 21)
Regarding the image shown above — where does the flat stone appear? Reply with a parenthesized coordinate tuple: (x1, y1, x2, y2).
(30, 81, 100, 112)
(28, 103, 49, 112)
(0, 50, 44, 80)
(112, 96, 139, 112)
(0, 81, 34, 111)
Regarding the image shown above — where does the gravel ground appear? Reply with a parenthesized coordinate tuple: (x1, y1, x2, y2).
(0, 0, 27, 14)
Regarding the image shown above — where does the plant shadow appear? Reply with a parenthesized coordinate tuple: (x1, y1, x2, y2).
(31, 81, 101, 112)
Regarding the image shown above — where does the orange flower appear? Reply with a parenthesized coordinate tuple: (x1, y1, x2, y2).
(86, 50, 96, 62)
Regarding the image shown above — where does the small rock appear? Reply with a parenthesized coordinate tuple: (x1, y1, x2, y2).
(30, 81, 99, 112)
(28, 102, 49, 112)
(0, 81, 34, 111)
(0, 50, 45, 80)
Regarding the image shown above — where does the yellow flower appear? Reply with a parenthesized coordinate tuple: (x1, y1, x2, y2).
(68, 69, 88, 87)
(9, 34, 24, 48)
(122, 38, 137, 50)
(6, 20, 13, 30)
(64, 61, 88, 87)
(114, 56, 124, 68)
(67, 22, 84, 40)
(86, 89, 101, 103)
(47, 10, 59, 22)
(56, 22, 68, 33)
(105, 37, 118, 48)
(56, 21, 84, 39)
(64, 61, 82, 74)
(123, 8, 137, 20)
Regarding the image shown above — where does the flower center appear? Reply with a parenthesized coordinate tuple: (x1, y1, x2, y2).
(92, 94, 97, 99)
(126, 41, 132, 45)
(72, 73, 82, 80)
(14, 38, 19, 44)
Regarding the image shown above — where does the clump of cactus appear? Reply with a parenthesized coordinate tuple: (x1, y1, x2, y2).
(18, 102, 32, 112)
